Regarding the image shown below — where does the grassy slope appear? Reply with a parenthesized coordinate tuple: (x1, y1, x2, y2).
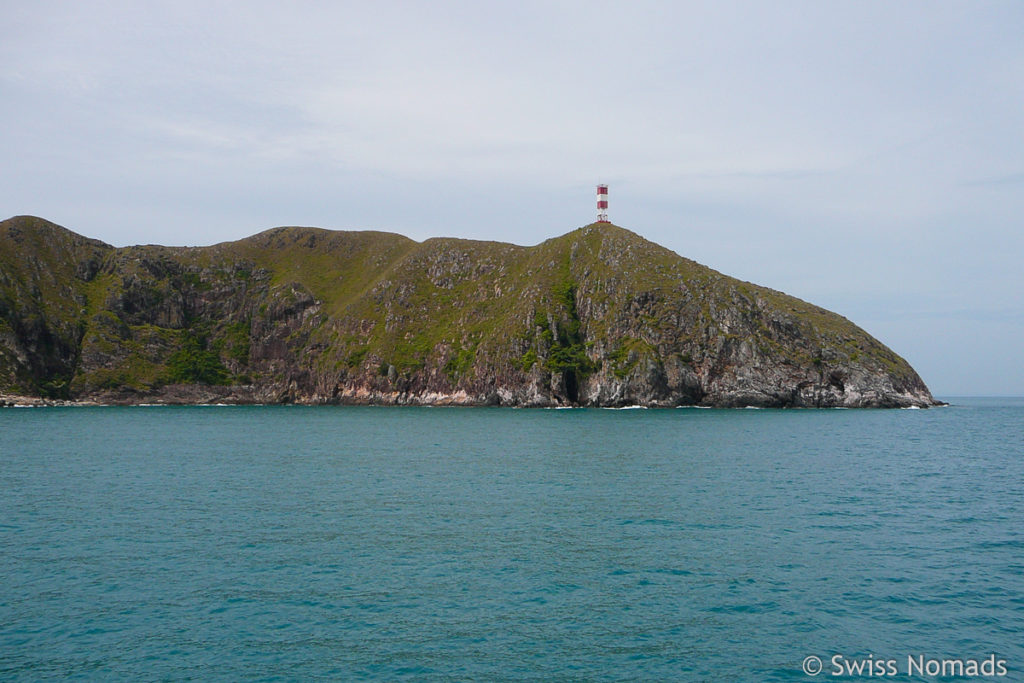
(0, 216, 111, 395)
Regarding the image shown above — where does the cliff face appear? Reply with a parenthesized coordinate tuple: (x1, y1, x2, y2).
(0, 215, 937, 407)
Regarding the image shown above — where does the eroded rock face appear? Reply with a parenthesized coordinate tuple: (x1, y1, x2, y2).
(0, 216, 939, 407)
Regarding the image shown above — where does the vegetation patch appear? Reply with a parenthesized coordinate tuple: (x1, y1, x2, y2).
(518, 348, 538, 372)
(218, 320, 251, 365)
(540, 275, 594, 400)
(607, 338, 657, 379)
(444, 343, 476, 382)
(166, 333, 230, 385)
(345, 346, 369, 368)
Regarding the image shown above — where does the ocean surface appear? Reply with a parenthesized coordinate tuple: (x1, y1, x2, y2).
(1, 398, 1022, 681)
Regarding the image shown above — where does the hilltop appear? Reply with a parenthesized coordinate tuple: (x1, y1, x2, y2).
(0, 215, 937, 407)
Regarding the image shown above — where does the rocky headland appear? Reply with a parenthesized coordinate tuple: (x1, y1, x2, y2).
(0, 215, 938, 408)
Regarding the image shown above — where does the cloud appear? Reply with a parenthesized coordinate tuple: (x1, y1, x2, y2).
(962, 172, 1024, 187)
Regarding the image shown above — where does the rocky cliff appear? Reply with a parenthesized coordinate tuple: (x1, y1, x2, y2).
(0, 215, 938, 407)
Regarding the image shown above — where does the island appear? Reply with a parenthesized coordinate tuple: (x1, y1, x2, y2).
(0, 215, 939, 408)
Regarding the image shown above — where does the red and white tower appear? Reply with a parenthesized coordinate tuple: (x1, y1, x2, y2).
(596, 184, 609, 223)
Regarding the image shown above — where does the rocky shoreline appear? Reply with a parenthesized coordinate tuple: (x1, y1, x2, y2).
(1, 386, 942, 409)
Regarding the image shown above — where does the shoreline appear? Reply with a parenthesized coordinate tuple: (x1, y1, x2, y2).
(1, 392, 945, 409)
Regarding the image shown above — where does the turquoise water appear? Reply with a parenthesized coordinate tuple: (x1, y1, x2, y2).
(1, 399, 1022, 680)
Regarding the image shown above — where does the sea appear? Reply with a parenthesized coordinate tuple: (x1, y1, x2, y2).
(1, 398, 1022, 681)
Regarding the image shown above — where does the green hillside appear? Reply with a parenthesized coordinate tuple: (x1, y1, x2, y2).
(0, 215, 936, 407)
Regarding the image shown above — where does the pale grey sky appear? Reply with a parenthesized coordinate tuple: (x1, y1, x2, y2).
(2, 1, 1022, 396)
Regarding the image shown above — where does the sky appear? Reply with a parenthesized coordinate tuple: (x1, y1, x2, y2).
(2, 1, 1022, 396)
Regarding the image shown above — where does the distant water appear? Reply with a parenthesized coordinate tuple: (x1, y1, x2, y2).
(1, 399, 1022, 681)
